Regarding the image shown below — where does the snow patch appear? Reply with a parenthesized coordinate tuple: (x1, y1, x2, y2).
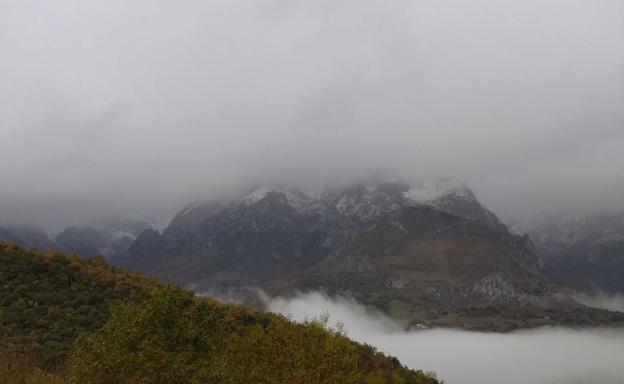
(180, 204, 199, 217)
(244, 186, 313, 211)
(245, 186, 277, 205)
(404, 179, 472, 205)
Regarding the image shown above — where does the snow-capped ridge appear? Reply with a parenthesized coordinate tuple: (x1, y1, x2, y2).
(242, 179, 483, 222)
(244, 186, 314, 212)
(176, 179, 492, 229)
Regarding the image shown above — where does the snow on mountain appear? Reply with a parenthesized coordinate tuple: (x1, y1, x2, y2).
(180, 203, 200, 217)
(403, 179, 474, 205)
(510, 210, 624, 292)
(511, 211, 624, 248)
(244, 186, 314, 212)
(176, 179, 496, 229)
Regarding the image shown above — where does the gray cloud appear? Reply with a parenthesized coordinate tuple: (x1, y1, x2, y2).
(1, 0, 623, 228)
(267, 291, 624, 384)
(575, 293, 624, 313)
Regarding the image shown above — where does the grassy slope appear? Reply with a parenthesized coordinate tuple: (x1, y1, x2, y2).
(0, 242, 439, 384)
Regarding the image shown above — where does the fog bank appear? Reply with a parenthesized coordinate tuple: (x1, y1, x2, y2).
(268, 292, 624, 384)
(575, 293, 624, 313)
(2, 0, 624, 228)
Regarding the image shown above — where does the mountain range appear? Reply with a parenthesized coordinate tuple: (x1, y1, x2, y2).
(0, 216, 156, 259)
(3, 179, 623, 331)
(118, 179, 623, 330)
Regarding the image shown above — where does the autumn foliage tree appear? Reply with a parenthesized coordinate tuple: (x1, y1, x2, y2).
(64, 287, 439, 384)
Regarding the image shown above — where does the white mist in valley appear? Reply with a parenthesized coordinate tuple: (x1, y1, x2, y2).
(267, 292, 624, 384)
(574, 293, 624, 313)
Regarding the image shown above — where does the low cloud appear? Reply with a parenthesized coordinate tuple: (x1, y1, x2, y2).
(266, 291, 624, 384)
(575, 293, 624, 313)
(1, 0, 624, 228)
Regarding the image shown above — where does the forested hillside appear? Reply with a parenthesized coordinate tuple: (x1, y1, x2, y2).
(0, 242, 439, 384)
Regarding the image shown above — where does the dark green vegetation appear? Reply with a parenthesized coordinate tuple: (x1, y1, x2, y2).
(0, 242, 160, 367)
(0, 242, 440, 384)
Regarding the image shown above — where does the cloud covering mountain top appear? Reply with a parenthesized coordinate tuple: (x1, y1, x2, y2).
(1, 0, 623, 228)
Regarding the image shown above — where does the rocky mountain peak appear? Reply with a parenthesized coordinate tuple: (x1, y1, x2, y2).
(243, 186, 314, 212)
(402, 178, 474, 205)
(320, 181, 408, 223)
(156, 178, 505, 240)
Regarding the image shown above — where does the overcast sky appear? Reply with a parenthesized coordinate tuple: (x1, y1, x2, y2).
(1, 0, 623, 228)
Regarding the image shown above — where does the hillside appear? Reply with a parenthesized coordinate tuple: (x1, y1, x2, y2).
(0, 242, 439, 384)
(0, 242, 161, 367)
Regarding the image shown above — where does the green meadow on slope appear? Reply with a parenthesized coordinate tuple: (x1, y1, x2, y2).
(0, 242, 440, 384)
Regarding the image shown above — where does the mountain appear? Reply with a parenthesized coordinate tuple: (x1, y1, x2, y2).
(0, 226, 58, 251)
(124, 180, 511, 282)
(0, 242, 439, 384)
(123, 180, 623, 330)
(55, 216, 156, 259)
(0, 216, 156, 261)
(511, 211, 624, 293)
